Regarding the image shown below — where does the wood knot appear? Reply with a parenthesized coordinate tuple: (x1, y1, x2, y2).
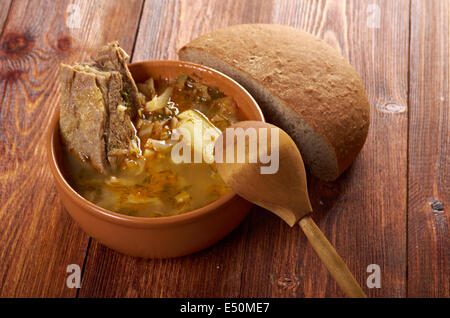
(1, 70, 24, 81)
(1, 32, 34, 56)
(276, 275, 300, 294)
(376, 102, 406, 114)
(430, 200, 444, 214)
(57, 36, 72, 52)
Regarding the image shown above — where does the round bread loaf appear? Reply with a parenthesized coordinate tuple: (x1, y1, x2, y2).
(179, 24, 370, 181)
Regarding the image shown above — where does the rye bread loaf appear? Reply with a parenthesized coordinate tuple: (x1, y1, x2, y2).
(179, 24, 370, 181)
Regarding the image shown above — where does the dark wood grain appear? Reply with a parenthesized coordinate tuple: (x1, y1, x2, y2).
(408, 0, 449, 297)
(79, 0, 410, 298)
(0, 0, 143, 297)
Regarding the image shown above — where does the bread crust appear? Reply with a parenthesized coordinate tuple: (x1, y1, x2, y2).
(179, 24, 370, 179)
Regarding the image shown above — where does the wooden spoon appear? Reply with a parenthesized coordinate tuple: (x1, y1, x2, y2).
(214, 121, 366, 298)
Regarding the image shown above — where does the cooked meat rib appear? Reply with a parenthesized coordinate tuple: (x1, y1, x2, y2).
(103, 70, 140, 169)
(93, 41, 142, 115)
(59, 42, 141, 173)
(59, 64, 109, 173)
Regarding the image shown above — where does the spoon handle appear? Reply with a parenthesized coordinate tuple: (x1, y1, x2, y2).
(298, 216, 367, 298)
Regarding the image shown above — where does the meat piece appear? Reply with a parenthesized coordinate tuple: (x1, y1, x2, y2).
(59, 64, 109, 173)
(93, 41, 142, 114)
(59, 42, 141, 173)
(105, 71, 140, 169)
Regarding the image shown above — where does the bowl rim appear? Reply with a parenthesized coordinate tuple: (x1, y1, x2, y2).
(47, 59, 264, 228)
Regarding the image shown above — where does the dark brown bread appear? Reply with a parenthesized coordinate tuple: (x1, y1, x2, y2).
(179, 24, 370, 180)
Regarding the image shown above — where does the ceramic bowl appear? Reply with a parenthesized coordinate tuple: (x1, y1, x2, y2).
(47, 60, 264, 258)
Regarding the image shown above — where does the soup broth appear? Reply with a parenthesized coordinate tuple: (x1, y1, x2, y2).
(64, 74, 244, 217)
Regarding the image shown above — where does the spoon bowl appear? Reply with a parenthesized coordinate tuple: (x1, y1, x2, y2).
(215, 121, 312, 226)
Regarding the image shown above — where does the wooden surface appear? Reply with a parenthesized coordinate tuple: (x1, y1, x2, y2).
(0, 0, 447, 298)
(408, 0, 449, 297)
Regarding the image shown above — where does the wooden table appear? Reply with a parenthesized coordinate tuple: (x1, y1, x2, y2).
(0, 0, 448, 298)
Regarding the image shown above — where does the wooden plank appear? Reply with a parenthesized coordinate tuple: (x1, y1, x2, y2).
(408, 0, 449, 298)
(132, 0, 275, 61)
(80, 0, 409, 297)
(78, 223, 249, 297)
(79, 0, 276, 298)
(0, 0, 143, 297)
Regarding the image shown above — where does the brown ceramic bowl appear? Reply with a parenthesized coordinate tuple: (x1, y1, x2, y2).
(47, 60, 264, 258)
